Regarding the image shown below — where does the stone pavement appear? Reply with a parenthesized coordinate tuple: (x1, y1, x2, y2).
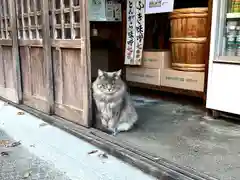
(0, 100, 156, 180)
(0, 130, 70, 180)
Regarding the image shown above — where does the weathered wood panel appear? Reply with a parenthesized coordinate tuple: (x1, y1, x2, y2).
(17, 0, 53, 113)
(30, 48, 45, 97)
(0, 0, 21, 103)
(2, 47, 14, 89)
(50, 0, 91, 126)
(19, 47, 31, 94)
(53, 48, 84, 123)
(19, 46, 50, 112)
(0, 47, 5, 86)
(0, 47, 16, 100)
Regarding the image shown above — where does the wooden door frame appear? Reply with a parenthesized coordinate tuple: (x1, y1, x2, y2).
(42, 0, 54, 113)
(203, 0, 213, 104)
(82, 0, 92, 126)
(0, 0, 22, 103)
(9, 0, 22, 103)
(15, 0, 54, 113)
(47, 0, 92, 126)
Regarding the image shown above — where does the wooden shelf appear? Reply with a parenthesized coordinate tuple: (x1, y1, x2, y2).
(226, 13, 240, 19)
(127, 81, 205, 99)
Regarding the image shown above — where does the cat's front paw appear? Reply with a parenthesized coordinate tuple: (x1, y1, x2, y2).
(111, 129, 119, 136)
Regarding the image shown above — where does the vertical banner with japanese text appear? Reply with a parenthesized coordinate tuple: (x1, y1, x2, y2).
(124, 0, 145, 65)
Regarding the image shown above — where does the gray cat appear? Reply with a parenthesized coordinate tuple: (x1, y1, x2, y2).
(92, 69, 138, 136)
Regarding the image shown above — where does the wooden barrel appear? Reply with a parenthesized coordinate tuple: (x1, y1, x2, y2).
(169, 8, 208, 72)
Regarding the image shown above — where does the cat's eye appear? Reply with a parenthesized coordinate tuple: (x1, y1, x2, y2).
(102, 84, 106, 89)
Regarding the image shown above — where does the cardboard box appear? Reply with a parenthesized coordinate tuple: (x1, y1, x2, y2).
(161, 69, 205, 92)
(142, 50, 171, 69)
(126, 67, 161, 85)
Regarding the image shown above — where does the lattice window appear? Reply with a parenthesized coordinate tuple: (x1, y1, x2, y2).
(50, 0, 81, 39)
(16, 0, 43, 39)
(0, 0, 11, 39)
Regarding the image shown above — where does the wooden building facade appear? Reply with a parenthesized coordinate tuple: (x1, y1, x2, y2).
(0, 0, 92, 126)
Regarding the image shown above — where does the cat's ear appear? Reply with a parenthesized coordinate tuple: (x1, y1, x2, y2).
(116, 69, 122, 77)
(98, 69, 104, 77)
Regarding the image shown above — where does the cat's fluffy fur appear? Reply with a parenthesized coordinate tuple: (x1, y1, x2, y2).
(92, 69, 138, 135)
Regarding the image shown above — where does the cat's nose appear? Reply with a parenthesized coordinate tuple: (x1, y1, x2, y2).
(107, 85, 112, 91)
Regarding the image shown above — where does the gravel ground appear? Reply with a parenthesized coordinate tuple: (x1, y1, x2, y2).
(0, 129, 71, 180)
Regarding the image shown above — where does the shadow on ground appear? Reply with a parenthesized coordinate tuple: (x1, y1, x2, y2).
(116, 95, 240, 180)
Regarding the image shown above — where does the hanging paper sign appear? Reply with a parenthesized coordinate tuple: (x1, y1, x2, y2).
(106, 0, 122, 21)
(124, 0, 145, 65)
(145, 0, 174, 14)
(114, 3, 122, 21)
(125, 0, 136, 65)
(134, 0, 145, 63)
(106, 0, 114, 20)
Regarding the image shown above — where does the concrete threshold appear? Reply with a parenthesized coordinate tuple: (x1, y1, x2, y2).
(0, 98, 219, 180)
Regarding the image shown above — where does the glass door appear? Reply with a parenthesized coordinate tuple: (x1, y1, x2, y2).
(215, 0, 240, 63)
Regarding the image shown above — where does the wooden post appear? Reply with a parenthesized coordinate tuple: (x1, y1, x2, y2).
(42, 0, 54, 113)
(10, 0, 23, 103)
(122, 5, 126, 80)
(81, 0, 92, 126)
(60, 0, 65, 39)
(204, 0, 213, 104)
